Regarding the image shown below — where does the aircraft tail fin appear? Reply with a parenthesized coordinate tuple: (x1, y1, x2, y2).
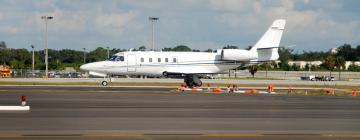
(250, 19, 286, 61)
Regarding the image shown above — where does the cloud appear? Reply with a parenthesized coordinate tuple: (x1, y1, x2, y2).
(0, 26, 19, 34)
(31, 5, 139, 38)
(0, 0, 359, 51)
(35, 9, 87, 33)
(94, 10, 138, 36)
(208, 0, 360, 50)
(208, 0, 252, 12)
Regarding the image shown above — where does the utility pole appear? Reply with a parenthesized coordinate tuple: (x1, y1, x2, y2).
(41, 16, 53, 78)
(83, 48, 86, 63)
(149, 17, 159, 51)
(31, 45, 35, 72)
(107, 47, 110, 59)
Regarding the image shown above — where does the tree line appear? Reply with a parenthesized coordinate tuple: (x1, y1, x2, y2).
(1, 42, 360, 72)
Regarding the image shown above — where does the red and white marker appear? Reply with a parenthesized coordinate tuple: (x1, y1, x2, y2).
(0, 96, 30, 111)
(21, 96, 26, 106)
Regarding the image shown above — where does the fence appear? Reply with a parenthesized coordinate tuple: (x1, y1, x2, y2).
(224, 70, 360, 80)
(8, 69, 84, 78)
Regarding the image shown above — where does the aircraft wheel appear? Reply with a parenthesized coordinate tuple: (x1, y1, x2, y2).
(184, 78, 194, 88)
(192, 76, 202, 87)
(162, 71, 168, 76)
(101, 81, 108, 86)
(195, 81, 202, 87)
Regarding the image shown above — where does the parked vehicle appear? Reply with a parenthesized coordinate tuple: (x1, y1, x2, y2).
(0, 65, 11, 78)
(301, 75, 334, 81)
(300, 75, 316, 81)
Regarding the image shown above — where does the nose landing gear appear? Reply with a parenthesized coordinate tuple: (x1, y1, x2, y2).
(101, 81, 108, 86)
(101, 75, 111, 86)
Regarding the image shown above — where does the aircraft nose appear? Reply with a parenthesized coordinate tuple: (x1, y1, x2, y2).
(80, 61, 106, 71)
(80, 63, 92, 71)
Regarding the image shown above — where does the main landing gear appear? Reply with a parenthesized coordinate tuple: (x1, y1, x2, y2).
(184, 75, 202, 88)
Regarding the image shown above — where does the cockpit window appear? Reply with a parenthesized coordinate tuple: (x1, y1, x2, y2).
(109, 55, 117, 61)
(109, 55, 124, 61)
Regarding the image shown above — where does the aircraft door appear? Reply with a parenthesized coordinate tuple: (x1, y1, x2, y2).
(127, 54, 137, 72)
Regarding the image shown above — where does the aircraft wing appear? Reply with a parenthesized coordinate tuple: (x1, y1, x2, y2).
(162, 67, 222, 78)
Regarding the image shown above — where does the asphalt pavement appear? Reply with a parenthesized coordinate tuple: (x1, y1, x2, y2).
(1, 77, 360, 86)
(0, 86, 359, 140)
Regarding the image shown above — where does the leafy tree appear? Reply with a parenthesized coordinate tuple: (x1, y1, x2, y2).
(278, 48, 293, 71)
(348, 63, 360, 72)
(203, 49, 213, 52)
(223, 45, 238, 49)
(334, 56, 345, 80)
(10, 60, 25, 69)
(0, 41, 7, 49)
(278, 48, 293, 62)
(87, 47, 107, 62)
(110, 48, 126, 56)
(172, 45, 191, 52)
(290, 63, 300, 71)
(258, 62, 273, 77)
(336, 44, 356, 61)
(138, 46, 146, 51)
(162, 47, 173, 51)
(311, 65, 320, 71)
(323, 55, 335, 76)
(248, 65, 258, 78)
(293, 51, 329, 61)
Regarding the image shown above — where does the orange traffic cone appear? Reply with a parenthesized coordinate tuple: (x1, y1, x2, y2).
(352, 90, 357, 97)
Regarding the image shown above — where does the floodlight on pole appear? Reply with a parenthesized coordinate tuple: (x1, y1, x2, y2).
(107, 47, 110, 59)
(41, 16, 53, 78)
(83, 48, 86, 64)
(149, 17, 159, 51)
(31, 45, 34, 72)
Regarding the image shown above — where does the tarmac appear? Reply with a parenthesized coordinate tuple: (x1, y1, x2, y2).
(0, 86, 359, 140)
(1, 78, 360, 86)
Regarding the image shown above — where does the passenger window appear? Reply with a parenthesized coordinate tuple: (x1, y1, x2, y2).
(173, 58, 177, 63)
(141, 58, 144, 62)
(149, 58, 152, 62)
(165, 58, 168, 62)
(158, 58, 161, 62)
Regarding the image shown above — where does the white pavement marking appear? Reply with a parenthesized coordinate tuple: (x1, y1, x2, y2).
(0, 106, 30, 111)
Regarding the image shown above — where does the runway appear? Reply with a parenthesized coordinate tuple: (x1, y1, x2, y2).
(1, 77, 360, 86)
(0, 86, 359, 140)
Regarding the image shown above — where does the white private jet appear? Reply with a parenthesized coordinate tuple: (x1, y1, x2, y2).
(80, 19, 286, 87)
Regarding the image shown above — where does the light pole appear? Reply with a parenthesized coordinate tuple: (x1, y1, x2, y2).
(31, 45, 35, 72)
(41, 16, 53, 78)
(149, 17, 159, 51)
(107, 47, 110, 59)
(83, 48, 86, 63)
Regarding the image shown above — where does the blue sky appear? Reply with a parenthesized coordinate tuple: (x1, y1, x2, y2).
(0, 0, 359, 52)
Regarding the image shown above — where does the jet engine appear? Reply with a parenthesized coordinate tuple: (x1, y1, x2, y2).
(220, 49, 257, 61)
